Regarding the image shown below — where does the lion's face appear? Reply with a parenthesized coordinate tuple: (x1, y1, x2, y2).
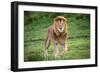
(55, 18, 66, 33)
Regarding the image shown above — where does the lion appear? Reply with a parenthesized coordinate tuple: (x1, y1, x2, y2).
(44, 16, 68, 58)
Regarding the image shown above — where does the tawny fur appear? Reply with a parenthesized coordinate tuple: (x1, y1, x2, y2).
(45, 16, 68, 58)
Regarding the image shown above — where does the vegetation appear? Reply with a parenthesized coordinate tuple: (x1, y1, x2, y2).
(24, 11, 90, 61)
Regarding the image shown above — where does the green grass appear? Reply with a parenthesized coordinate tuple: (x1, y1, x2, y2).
(24, 37, 90, 61)
(24, 12, 90, 61)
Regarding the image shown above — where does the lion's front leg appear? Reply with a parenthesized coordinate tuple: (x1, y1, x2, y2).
(54, 42, 59, 58)
(60, 43, 68, 56)
(64, 44, 68, 52)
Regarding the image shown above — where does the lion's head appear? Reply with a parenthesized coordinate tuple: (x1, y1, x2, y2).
(53, 16, 67, 35)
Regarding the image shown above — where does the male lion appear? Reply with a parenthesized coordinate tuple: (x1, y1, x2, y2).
(45, 16, 68, 58)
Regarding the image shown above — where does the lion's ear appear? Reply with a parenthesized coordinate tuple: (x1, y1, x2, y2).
(53, 18, 57, 23)
(64, 18, 67, 23)
(64, 17, 67, 22)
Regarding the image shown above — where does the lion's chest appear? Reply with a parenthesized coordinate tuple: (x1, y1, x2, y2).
(52, 33, 65, 44)
(50, 27, 66, 44)
(57, 35, 64, 44)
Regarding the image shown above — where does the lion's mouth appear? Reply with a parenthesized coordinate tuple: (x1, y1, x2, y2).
(57, 27, 64, 32)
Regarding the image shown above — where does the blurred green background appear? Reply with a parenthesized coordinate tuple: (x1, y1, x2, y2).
(24, 11, 90, 61)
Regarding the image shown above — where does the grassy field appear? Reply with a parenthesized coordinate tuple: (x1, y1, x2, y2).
(24, 11, 90, 61)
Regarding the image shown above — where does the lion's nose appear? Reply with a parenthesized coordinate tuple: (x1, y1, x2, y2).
(60, 27, 62, 30)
